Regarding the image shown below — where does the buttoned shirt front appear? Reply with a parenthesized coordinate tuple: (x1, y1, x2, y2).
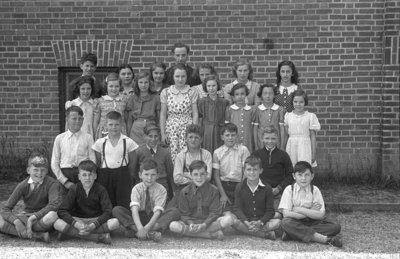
(212, 144, 250, 182)
(130, 182, 167, 213)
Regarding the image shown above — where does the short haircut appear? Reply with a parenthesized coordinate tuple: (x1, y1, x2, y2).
(186, 124, 202, 137)
(293, 161, 313, 175)
(189, 160, 207, 173)
(66, 105, 83, 117)
(80, 52, 97, 66)
(202, 75, 221, 92)
(27, 152, 48, 168)
(197, 63, 216, 76)
(103, 72, 120, 94)
(229, 83, 249, 97)
(149, 61, 167, 82)
(106, 111, 122, 121)
(261, 125, 279, 137)
(171, 42, 190, 55)
(291, 89, 308, 106)
(72, 76, 94, 99)
(116, 63, 135, 78)
(244, 155, 262, 169)
(78, 160, 97, 173)
(133, 71, 156, 96)
(232, 58, 253, 80)
(257, 83, 277, 98)
(171, 63, 187, 77)
(144, 124, 160, 135)
(220, 123, 238, 135)
(140, 159, 159, 173)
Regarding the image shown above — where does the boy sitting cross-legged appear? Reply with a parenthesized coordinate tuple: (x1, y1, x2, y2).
(112, 159, 180, 242)
(232, 155, 280, 240)
(0, 152, 60, 243)
(169, 160, 234, 240)
(54, 160, 120, 245)
(279, 161, 342, 248)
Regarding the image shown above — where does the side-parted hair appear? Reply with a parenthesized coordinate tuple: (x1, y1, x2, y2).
(80, 52, 97, 66)
(149, 61, 167, 83)
(189, 160, 207, 173)
(133, 71, 156, 96)
(78, 160, 97, 173)
(116, 64, 135, 78)
(197, 63, 216, 76)
(202, 75, 221, 93)
(171, 63, 188, 77)
(171, 42, 190, 55)
(261, 125, 279, 137)
(106, 111, 122, 121)
(293, 161, 313, 175)
(140, 159, 159, 173)
(244, 155, 262, 169)
(103, 72, 120, 94)
(276, 60, 299, 86)
(27, 152, 48, 168)
(66, 106, 83, 117)
(220, 123, 238, 135)
(291, 89, 309, 106)
(186, 124, 202, 137)
(257, 83, 277, 98)
(232, 58, 253, 80)
(72, 76, 94, 99)
(230, 82, 249, 97)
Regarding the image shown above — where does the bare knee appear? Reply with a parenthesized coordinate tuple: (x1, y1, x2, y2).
(43, 211, 58, 225)
(219, 214, 234, 228)
(107, 218, 120, 231)
(267, 218, 281, 230)
(53, 219, 67, 231)
(0, 215, 5, 229)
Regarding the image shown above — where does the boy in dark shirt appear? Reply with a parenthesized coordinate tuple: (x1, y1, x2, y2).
(232, 155, 280, 240)
(53, 160, 119, 244)
(0, 152, 60, 242)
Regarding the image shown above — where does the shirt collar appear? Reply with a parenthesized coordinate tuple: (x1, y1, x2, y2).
(265, 146, 276, 152)
(293, 182, 311, 193)
(246, 179, 265, 193)
(66, 130, 81, 137)
(28, 177, 43, 185)
(169, 85, 190, 94)
(105, 134, 128, 142)
(73, 97, 94, 106)
(220, 143, 239, 153)
(279, 84, 297, 94)
(230, 104, 252, 111)
(103, 94, 123, 101)
(258, 103, 279, 111)
(146, 144, 158, 153)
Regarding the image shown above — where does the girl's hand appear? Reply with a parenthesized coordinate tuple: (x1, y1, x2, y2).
(220, 194, 231, 208)
(161, 134, 168, 146)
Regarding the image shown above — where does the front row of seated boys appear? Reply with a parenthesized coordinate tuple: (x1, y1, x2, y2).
(0, 148, 342, 247)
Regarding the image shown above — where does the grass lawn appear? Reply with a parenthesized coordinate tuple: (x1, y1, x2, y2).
(0, 211, 399, 258)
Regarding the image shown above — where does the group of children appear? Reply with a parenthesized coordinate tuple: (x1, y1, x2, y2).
(0, 42, 342, 248)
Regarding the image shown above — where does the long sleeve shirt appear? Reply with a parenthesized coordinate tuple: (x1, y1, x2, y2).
(1, 176, 61, 223)
(233, 179, 275, 224)
(252, 147, 293, 191)
(57, 182, 112, 228)
(178, 182, 221, 226)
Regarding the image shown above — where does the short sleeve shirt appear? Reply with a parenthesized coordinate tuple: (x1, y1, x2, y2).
(130, 182, 167, 213)
(278, 183, 325, 212)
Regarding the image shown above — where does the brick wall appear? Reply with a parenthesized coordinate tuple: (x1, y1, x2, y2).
(0, 0, 398, 176)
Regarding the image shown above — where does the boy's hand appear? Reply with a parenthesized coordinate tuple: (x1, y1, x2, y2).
(272, 187, 280, 196)
(64, 181, 74, 189)
(311, 202, 322, 210)
(26, 215, 38, 239)
(136, 227, 148, 240)
(14, 219, 27, 238)
(189, 223, 206, 233)
(74, 221, 87, 234)
(248, 221, 262, 232)
(80, 223, 96, 235)
(220, 194, 231, 208)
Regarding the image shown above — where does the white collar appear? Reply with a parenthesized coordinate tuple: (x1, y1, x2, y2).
(28, 177, 43, 185)
(146, 144, 158, 153)
(293, 182, 312, 193)
(279, 84, 298, 94)
(220, 143, 240, 153)
(233, 79, 252, 88)
(265, 146, 276, 152)
(247, 179, 265, 193)
(258, 103, 279, 111)
(66, 130, 81, 137)
(230, 104, 252, 111)
(72, 97, 94, 106)
(105, 134, 128, 142)
(169, 85, 190, 94)
(103, 94, 123, 101)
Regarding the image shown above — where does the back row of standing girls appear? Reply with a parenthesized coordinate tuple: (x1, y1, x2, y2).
(66, 44, 320, 168)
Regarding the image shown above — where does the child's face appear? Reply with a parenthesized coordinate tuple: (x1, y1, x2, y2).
(173, 47, 188, 64)
(293, 169, 314, 188)
(280, 65, 293, 85)
(233, 87, 247, 105)
(67, 111, 83, 133)
(221, 130, 237, 148)
(119, 68, 134, 86)
(106, 118, 122, 136)
(145, 130, 159, 148)
(138, 77, 150, 93)
(79, 83, 92, 101)
(199, 68, 211, 83)
(186, 132, 202, 150)
(78, 169, 97, 190)
(140, 168, 158, 187)
(244, 163, 262, 182)
(206, 80, 218, 96)
(173, 69, 187, 87)
(191, 167, 207, 187)
(262, 132, 278, 150)
(261, 87, 275, 104)
(152, 67, 165, 83)
(27, 162, 48, 183)
(293, 95, 305, 112)
(236, 64, 250, 82)
(107, 80, 120, 98)
(80, 61, 96, 77)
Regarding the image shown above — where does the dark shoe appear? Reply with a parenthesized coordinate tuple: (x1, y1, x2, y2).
(281, 232, 291, 241)
(327, 236, 343, 248)
(210, 230, 224, 241)
(56, 232, 67, 241)
(98, 233, 112, 245)
(147, 231, 162, 242)
(264, 231, 276, 240)
(33, 232, 50, 243)
(124, 228, 136, 238)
